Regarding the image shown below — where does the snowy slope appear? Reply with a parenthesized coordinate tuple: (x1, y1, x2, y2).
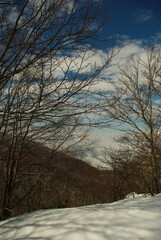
(0, 194, 161, 240)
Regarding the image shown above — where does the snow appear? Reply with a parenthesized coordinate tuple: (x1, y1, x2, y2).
(125, 192, 151, 199)
(0, 194, 161, 240)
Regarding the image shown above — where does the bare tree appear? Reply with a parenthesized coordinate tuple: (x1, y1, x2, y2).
(0, 0, 117, 219)
(103, 146, 136, 201)
(102, 47, 161, 195)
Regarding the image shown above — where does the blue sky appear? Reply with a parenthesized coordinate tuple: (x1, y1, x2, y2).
(103, 0, 161, 42)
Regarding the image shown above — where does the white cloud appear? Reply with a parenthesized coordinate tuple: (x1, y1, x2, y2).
(154, 99, 161, 105)
(93, 40, 145, 91)
(133, 9, 153, 23)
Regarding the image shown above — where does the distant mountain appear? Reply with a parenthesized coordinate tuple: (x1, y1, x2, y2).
(0, 134, 113, 219)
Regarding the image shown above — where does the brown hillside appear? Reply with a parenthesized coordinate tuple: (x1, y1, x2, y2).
(0, 135, 113, 219)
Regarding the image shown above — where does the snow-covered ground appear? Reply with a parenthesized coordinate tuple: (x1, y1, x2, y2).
(0, 194, 161, 240)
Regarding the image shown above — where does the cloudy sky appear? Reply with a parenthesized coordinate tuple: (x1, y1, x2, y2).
(85, 0, 161, 167)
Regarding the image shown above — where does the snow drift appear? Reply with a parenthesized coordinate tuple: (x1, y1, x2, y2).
(0, 194, 161, 240)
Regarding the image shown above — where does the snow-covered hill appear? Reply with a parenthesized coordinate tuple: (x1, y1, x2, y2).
(0, 194, 161, 240)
